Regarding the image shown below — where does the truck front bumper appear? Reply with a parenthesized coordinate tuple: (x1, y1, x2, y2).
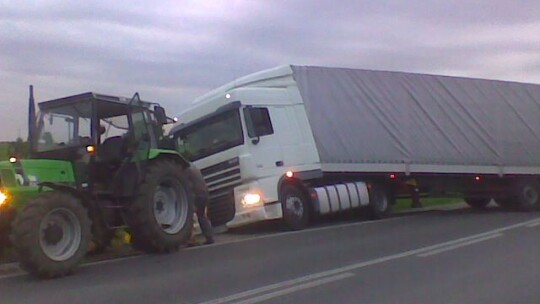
(227, 201, 283, 228)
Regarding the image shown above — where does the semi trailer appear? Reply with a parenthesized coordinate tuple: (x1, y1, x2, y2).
(170, 65, 540, 230)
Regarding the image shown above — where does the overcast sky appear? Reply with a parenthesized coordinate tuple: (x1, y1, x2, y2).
(1, 0, 539, 141)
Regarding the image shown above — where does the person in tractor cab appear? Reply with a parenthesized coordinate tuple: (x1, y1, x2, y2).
(187, 164, 214, 245)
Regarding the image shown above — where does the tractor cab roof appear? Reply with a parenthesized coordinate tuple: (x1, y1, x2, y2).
(38, 92, 155, 119)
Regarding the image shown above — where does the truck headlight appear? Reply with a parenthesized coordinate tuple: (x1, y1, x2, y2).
(242, 192, 262, 207)
(0, 191, 7, 207)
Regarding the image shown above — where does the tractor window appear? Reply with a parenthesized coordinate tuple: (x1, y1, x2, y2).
(100, 114, 129, 141)
(35, 102, 92, 152)
(174, 110, 244, 161)
(131, 110, 149, 141)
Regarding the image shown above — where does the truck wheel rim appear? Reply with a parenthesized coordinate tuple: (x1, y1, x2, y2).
(376, 193, 388, 212)
(153, 183, 188, 234)
(523, 185, 538, 205)
(285, 196, 304, 218)
(39, 208, 82, 262)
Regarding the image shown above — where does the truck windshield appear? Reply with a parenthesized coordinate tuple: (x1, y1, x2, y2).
(175, 110, 244, 161)
(35, 102, 92, 152)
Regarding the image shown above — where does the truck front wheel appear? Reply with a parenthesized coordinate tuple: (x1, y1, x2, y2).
(11, 192, 91, 279)
(281, 184, 310, 230)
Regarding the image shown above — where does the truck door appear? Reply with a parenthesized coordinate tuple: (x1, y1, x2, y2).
(243, 106, 284, 175)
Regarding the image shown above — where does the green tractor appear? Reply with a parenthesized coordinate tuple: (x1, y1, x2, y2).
(0, 92, 194, 278)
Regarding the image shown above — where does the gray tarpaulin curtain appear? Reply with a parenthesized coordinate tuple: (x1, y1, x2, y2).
(291, 65, 540, 167)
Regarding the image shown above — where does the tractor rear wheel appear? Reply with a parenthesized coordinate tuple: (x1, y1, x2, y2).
(126, 160, 194, 253)
(11, 192, 91, 279)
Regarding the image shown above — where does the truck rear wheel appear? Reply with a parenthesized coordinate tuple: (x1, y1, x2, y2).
(464, 197, 491, 210)
(126, 160, 194, 253)
(281, 184, 310, 230)
(513, 179, 540, 211)
(11, 192, 91, 279)
(367, 185, 393, 220)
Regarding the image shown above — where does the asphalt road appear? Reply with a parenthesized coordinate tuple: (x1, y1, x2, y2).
(1, 208, 540, 304)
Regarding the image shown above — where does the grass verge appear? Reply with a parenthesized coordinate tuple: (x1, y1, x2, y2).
(394, 197, 463, 212)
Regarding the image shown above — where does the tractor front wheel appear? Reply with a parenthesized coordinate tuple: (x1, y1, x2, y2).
(126, 160, 194, 253)
(11, 192, 91, 279)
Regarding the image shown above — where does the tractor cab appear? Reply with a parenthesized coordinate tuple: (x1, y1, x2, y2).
(31, 92, 170, 193)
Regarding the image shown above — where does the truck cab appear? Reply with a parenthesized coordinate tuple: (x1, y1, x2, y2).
(171, 66, 321, 228)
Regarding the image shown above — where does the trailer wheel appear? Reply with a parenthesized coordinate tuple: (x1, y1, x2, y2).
(126, 160, 194, 253)
(368, 185, 393, 220)
(11, 192, 91, 279)
(464, 197, 491, 210)
(281, 184, 310, 230)
(513, 179, 540, 211)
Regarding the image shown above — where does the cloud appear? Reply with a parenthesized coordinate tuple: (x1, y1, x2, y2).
(0, 0, 539, 140)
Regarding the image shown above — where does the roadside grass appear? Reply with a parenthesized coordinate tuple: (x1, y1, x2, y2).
(394, 197, 463, 212)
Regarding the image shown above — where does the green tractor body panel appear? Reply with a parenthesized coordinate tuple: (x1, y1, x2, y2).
(148, 148, 185, 161)
(0, 159, 75, 211)
(148, 148, 190, 168)
(19, 159, 76, 185)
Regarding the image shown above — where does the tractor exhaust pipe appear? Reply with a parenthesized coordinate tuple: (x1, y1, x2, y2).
(28, 85, 36, 149)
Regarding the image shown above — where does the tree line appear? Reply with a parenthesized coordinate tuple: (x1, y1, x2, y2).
(0, 138, 30, 160)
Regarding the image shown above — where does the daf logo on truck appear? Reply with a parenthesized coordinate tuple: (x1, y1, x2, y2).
(170, 65, 540, 231)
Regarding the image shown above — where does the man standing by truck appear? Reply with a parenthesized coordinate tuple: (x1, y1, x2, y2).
(187, 164, 215, 245)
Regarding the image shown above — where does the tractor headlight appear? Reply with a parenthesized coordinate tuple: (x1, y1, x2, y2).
(0, 191, 7, 207)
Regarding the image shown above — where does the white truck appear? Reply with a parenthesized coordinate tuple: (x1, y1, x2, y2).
(170, 65, 540, 229)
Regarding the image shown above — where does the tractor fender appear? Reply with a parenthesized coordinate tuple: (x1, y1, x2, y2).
(148, 149, 190, 169)
(38, 182, 94, 210)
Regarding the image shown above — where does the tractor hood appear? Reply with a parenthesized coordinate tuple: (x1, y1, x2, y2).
(0, 159, 75, 210)
(0, 159, 75, 187)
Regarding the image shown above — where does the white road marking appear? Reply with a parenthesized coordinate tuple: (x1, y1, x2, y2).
(417, 233, 503, 257)
(2, 216, 539, 283)
(232, 273, 355, 304)
(196, 270, 352, 304)
(526, 221, 540, 228)
(197, 217, 540, 304)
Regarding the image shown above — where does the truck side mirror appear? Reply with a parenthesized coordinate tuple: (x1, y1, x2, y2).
(154, 105, 168, 125)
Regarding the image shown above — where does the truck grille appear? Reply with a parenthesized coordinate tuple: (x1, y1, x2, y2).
(201, 157, 242, 226)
